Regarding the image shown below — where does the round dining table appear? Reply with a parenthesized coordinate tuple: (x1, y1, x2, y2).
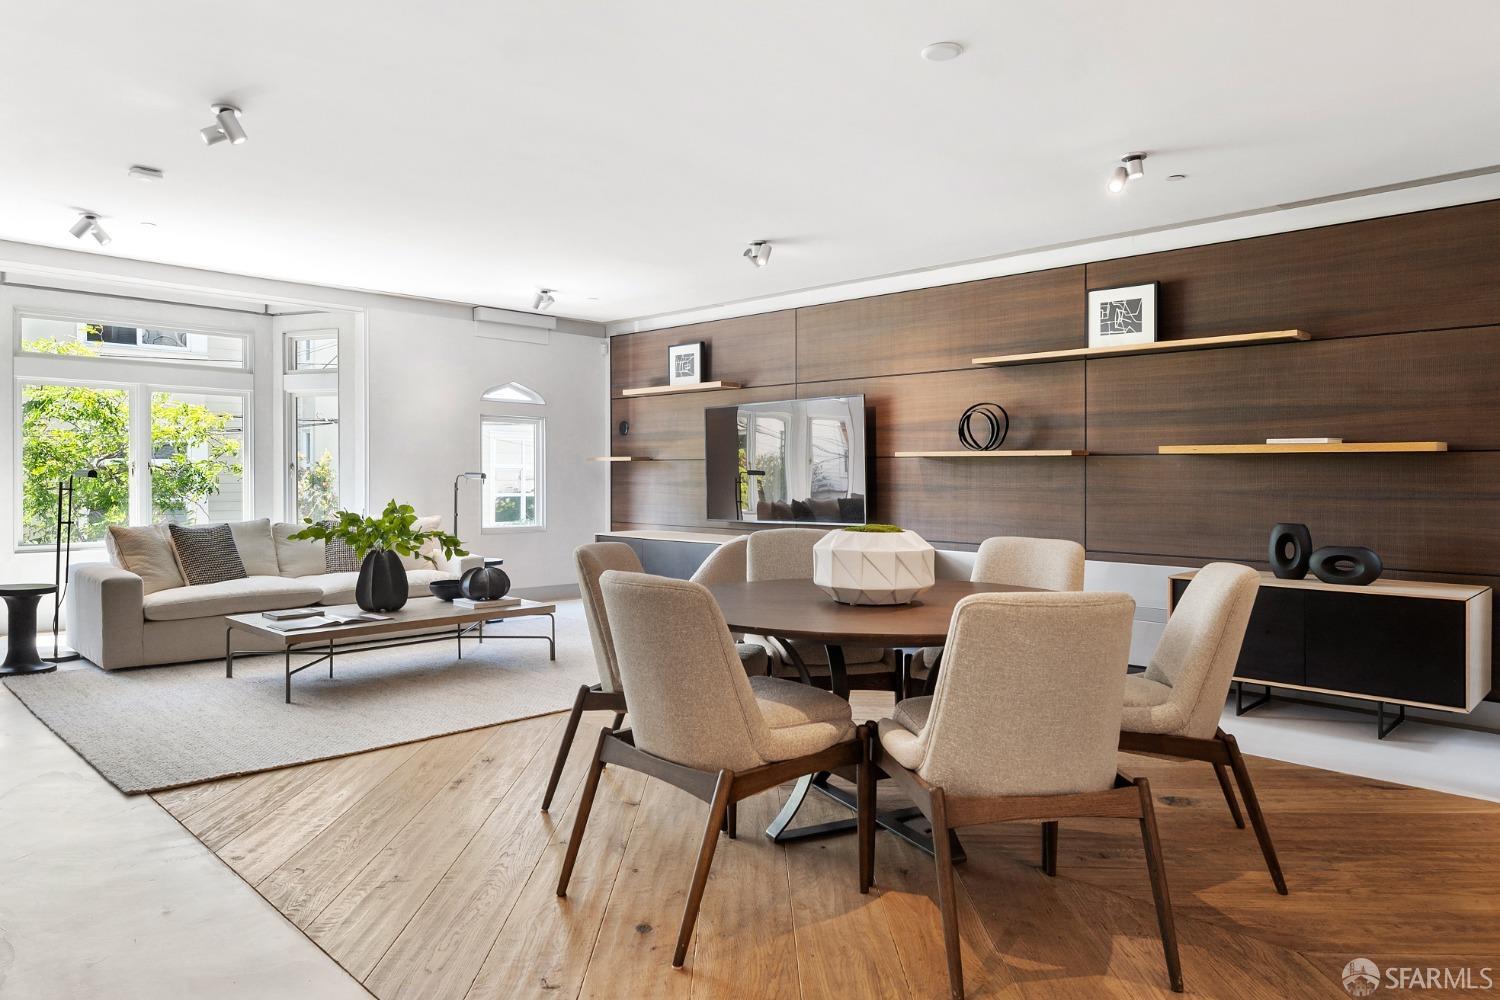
(705, 578, 1040, 856)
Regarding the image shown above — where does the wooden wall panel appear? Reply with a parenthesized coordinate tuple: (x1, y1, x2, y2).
(875, 457, 1084, 547)
(795, 266, 1085, 382)
(1086, 454, 1500, 576)
(801, 364, 1085, 455)
(611, 386, 789, 460)
(1087, 326, 1500, 454)
(1085, 201, 1500, 342)
(610, 461, 707, 530)
(610, 310, 796, 396)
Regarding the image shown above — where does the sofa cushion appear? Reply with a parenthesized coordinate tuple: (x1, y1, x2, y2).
(273, 522, 326, 577)
(299, 568, 456, 606)
(224, 518, 280, 576)
(399, 515, 446, 571)
(107, 524, 186, 595)
(142, 575, 324, 622)
(168, 523, 248, 586)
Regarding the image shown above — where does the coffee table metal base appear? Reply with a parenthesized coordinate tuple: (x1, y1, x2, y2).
(226, 613, 557, 703)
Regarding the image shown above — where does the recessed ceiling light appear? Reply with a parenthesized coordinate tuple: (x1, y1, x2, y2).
(920, 41, 964, 62)
(139, 221, 158, 228)
(68, 212, 110, 246)
(1167, 173, 1188, 182)
(743, 241, 772, 268)
(201, 104, 248, 146)
(128, 165, 165, 182)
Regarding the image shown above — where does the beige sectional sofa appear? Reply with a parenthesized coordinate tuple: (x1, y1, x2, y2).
(66, 517, 481, 670)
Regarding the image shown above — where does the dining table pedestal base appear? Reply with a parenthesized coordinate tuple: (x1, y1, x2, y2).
(765, 770, 967, 863)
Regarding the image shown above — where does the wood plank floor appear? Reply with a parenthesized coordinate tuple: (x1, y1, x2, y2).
(153, 694, 1500, 999)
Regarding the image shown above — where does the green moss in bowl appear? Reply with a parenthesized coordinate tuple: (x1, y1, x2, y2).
(842, 523, 904, 533)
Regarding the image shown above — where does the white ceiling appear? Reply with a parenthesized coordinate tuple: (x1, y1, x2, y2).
(3, 1, 1498, 325)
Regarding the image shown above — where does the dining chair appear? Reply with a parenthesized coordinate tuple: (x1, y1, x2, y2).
(1117, 561, 1287, 894)
(558, 570, 869, 968)
(746, 527, 900, 690)
(911, 535, 1084, 693)
(689, 535, 769, 674)
(867, 590, 1183, 998)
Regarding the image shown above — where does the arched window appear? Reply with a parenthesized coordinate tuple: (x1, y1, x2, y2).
(481, 381, 545, 405)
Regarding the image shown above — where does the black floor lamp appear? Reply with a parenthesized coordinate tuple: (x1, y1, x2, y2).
(44, 469, 97, 663)
(453, 471, 486, 534)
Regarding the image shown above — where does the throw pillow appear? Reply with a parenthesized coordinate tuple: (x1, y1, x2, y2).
(224, 518, 280, 576)
(168, 523, 248, 586)
(272, 522, 326, 577)
(106, 524, 186, 595)
(325, 535, 360, 573)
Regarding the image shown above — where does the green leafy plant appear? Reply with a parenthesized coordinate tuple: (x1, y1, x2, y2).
(290, 500, 468, 566)
(842, 523, 903, 533)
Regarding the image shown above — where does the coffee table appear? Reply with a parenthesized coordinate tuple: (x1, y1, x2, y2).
(225, 596, 557, 703)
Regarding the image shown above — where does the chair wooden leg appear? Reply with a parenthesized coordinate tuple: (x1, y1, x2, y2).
(1213, 763, 1245, 829)
(858, 726, 875, 892)
(1041, 821, 1059, 876)
(542, 684, 590, 812)
(610, 711, 626, 731)
(1135, 778, 1184, 993)
(1223, 733, 1288, 894)
(723, 801, 737, 840)
(673, 769, 734, 968)
(556, 728, 610, 897)
(930, 789, 965, 1000)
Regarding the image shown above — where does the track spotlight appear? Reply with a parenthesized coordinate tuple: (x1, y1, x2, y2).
(201, 104, 247, 146)
(1108, 153, 1147, 194)
(533, 288, 555, 311)
(69, 213, 110, 246)
(743, 241, 772, 268)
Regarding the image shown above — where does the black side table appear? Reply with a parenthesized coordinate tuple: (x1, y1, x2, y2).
(1, 584, 57, 676)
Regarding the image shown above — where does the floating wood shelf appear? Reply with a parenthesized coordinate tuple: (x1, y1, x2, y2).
(973, 329, 1310, 367)
(589, 455, 653, 462)
(893, 449, 1089, 458)
(619, 380, 742, 398)
(1158, 441, 1447, 455)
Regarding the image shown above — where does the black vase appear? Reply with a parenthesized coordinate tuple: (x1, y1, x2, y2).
(1268, 523, 1313, 580)
(460, 564, 512, 601)
(1310, 546, 1383, 586)
(356, 550, 409, 611)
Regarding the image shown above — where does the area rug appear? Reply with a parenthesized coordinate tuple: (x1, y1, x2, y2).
(2, 601, 595, 794)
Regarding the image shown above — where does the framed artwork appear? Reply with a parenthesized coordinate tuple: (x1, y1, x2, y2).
(1087, 282, 1158, 349)
(668, 341, 704, 385)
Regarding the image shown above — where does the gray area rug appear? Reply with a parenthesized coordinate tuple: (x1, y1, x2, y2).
(3, 601, 595, 794)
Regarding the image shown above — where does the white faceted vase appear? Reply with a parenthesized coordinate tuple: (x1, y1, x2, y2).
(813, 528, 936, 605)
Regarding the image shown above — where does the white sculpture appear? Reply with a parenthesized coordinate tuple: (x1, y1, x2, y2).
(813, 526, 936, 605)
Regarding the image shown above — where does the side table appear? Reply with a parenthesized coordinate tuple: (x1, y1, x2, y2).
(1, 584, 58, 676)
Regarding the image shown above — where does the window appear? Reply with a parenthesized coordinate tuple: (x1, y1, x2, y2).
(480, 381, 544, 404)
(18, 381, 132, 545)
(481, 416, 543, 529)
(150, 391, 246, 525)
(290, 394, 339, 522)
(286, 331, 338, 372)
(20, 316, 247, 369)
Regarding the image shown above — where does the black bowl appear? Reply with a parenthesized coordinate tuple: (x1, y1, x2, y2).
(428, 579, 464, 602)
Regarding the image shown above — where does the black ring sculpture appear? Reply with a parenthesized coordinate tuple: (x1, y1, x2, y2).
(958, 403, 1010, 451)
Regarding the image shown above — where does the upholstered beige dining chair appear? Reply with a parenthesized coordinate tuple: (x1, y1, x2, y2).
(1118, 562, 1286, 894)
(541, 542, 771, 811)
(868, 591, 1182, 998)
(690, 536, 769, 674)
(911, 535, 1085, 692)
(746, 527, 900, 690)
(558, 571, 869, 968)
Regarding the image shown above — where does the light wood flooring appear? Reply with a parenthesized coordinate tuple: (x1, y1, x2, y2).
(152, 694, 1500, 999)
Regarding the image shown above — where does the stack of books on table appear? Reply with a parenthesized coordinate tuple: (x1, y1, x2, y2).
(453, 596, 522, 611)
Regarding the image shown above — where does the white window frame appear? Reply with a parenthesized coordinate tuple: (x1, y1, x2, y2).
(145, 383, 254, 528)
(480, 414, 546, 533)
(285, 389, 341, 523)
(15, 308, 254, 374)
(284, 329, 340, 373)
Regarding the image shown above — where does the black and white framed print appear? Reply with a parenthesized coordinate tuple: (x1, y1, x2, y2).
(1087, 282, 1158, 349)
(668, 341, 705, 385)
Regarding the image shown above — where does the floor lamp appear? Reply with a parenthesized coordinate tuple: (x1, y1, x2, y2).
(453, 471, 487, 535)
(45, 468, 98, 663)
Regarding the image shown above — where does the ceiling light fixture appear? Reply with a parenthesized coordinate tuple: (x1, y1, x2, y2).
(920, 41, 965, 62)
(200, 104, 247, 146)
(533, 288, 555, 311)
(743, 241, 772, 268)
(68, 212, 111, 245)
(1107, 152, 1147, 194)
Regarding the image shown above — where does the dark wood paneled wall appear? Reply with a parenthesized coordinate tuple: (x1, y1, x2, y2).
(608, 200, 1500, 693)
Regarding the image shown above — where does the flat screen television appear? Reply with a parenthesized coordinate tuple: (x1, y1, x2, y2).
(705, 394, 869, 524)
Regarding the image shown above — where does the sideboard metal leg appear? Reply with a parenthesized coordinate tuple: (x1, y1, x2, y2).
(1377, 701, 1406, 739)
(1235, 681, 1271, 716)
